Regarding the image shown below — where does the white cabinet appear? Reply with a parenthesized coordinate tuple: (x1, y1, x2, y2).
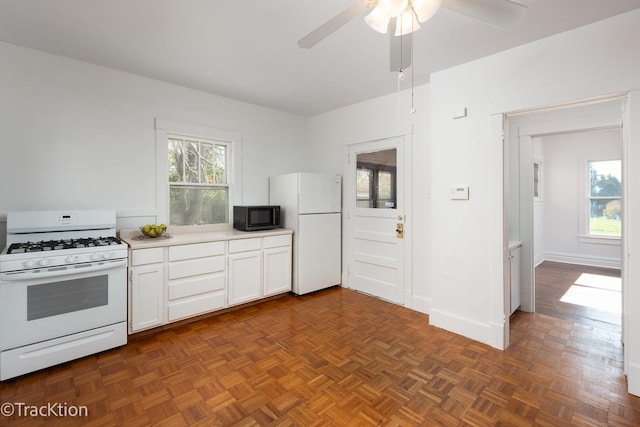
(227, 235, 293, 305)
(167, 242, 226, 322)
(228, 238, 262, 306)
(263, 235, 292, 297)
(125, 230, 292, 334)
(510, 245, 522, 315)
(129, 247, 165, 332)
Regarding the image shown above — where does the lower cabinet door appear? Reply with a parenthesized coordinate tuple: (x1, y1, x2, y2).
(228, 251, 262, 305)
(129, 264, 164, 332)
(263, 246, 292, 296)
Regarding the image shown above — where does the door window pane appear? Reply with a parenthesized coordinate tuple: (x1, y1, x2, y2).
(356, 149, 397, 209)
(377, 171, 394, 208)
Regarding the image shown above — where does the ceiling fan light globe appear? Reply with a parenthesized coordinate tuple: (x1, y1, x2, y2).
(411, 0, 442, 22)
(365, 6, 391, 34)
(377, 0, 409, 18)
(394, 6, 421, 36)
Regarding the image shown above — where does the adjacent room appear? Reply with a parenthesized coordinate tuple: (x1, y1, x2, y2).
(1, 1, 640, 425)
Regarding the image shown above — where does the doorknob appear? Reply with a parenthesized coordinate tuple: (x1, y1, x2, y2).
(396, 223, 404, 238)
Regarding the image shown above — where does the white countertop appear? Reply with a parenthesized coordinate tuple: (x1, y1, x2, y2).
(119, 226, 292, 249)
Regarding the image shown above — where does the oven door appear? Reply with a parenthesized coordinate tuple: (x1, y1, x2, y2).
(0, 260, 127, 351)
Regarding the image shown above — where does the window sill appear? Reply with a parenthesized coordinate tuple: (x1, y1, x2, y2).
(578, 235, 621, 246)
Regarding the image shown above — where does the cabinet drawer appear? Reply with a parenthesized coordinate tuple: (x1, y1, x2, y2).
(169, 256, 225, 280)
(228, 238, 261, 253)
(169, 241, 225, 261)
(263, 234, 291, 249)
(131, 247, 164, 266)
(167, 292, 225, 322)
(168, 274, 225, 300)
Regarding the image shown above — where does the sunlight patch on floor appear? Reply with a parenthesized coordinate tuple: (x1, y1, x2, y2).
(574, 273, 621, 291)
(559, 273, 622, 313)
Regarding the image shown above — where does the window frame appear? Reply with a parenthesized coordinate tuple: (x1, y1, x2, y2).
(155, 118, 242, 228)
(533, 160, 543, 201)
(167, 135, 230, 226)
(355, 148, 398, 210)
(578, 157, 621, 244)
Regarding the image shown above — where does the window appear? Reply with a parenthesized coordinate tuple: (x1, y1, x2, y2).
(533, 160, 542, 200)
(587, 160, 621, 237)
(155, 119, 241, 227)
(355, 148, 397, 209)
(167, 135, 230, 226)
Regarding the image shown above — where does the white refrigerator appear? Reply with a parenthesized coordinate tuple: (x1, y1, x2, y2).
(269, 172, 342, 295)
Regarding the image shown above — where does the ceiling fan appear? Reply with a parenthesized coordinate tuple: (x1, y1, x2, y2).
(298, 0, 528, 71)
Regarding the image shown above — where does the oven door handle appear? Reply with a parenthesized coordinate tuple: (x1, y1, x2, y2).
(0, 259, 127, 281)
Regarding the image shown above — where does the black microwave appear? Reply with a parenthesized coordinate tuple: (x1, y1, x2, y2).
(233, 205, 281, 231)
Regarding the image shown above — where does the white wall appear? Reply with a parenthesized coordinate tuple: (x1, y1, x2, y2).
(307, 84, 432, 313)
(0, 41, 306, 246)
(430, 10, 640, 341)
(429, 9, 640, 394)
(541, 129, 621, 268)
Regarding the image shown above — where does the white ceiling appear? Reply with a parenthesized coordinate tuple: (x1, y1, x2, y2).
(1, 0, 639, 116)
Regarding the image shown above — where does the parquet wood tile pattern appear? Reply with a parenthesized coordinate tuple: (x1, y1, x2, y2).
(1, 286, 639, 426)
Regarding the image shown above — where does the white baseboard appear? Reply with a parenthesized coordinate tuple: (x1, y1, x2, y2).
(534, 254, 545, 267)
(491, 321, 506, 350)
(543, 251, 621, 269)
(409, 294, 431, 314)
(628, 363, 640, 397)
(428, 308, 501, 349)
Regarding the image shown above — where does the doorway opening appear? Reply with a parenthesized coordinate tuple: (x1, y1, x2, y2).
(531, 128, 622, 330)
(504, 97, 625, 341)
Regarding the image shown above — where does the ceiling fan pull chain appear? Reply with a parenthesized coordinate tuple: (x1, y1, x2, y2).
(397, 25, 404, 122)
(410, 29, 416, 114)
(397, 68, 405, 122)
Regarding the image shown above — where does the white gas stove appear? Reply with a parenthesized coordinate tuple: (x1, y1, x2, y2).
(0, 210, 128, 380)
(0, 210, 128, 276)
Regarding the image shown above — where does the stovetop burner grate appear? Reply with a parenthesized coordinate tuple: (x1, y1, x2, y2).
(7, 236, 123, 254)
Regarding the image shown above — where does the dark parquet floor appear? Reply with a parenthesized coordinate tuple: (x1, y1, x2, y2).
(535, 261, 622, 330)
(1, 286, 639, 426)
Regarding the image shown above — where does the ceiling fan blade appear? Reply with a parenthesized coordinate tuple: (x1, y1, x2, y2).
(298, 1, 372, 49)
(389, 20, 412, 72)
(441, 0, 528, 30)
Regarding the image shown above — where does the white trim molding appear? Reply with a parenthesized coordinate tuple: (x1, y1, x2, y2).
(154, 118, 242, 225)
(543, 251, 621, 270)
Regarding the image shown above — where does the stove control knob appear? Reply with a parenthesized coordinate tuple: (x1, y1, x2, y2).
(23, 259, 35, 268)
(66, 255, 79, 263)
(102, 252, 111, 260)
(90, 253, 99, 261)
(38, 258, 50, 267)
